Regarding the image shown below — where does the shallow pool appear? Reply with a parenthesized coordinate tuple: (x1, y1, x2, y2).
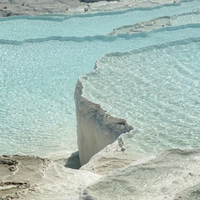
(0, 0, 200, 156)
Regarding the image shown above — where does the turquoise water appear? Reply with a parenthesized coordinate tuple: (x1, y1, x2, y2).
(0, 0, 199, 40)
(0, 0, 200, 156)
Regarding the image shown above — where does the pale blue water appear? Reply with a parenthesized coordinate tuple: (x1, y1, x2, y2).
(0, 0, 200, 156)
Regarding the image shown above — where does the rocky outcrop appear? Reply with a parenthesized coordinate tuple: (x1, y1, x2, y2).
(74, 80, 133, 165)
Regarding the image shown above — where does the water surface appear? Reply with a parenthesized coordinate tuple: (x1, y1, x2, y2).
(0, 0, 200, 156)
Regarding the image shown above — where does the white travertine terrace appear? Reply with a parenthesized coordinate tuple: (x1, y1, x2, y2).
(81, 148, 200, 200)
(75, 37, 200, 165)
(74, 9, 200, 166)
(1, 0, 200, 199)
(108, 11, 200, 35)
(75, 80, 133, 165)
(0, 0, 179, 17)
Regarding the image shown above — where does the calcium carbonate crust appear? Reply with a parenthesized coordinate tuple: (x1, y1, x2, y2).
(0, 154, 101, 200)
(74, 79, 133, 165)
(108, 10, 200, 36)
(80, 149, 200, 200)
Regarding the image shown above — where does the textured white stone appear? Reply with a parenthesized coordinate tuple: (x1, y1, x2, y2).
(74, 80, 133, 165)
(76, 37, 200, 166)
(0, 154, 101, 200)
(80, 149, 200, 200)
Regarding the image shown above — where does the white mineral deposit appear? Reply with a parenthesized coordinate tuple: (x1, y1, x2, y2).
(0, 0, 200, 199)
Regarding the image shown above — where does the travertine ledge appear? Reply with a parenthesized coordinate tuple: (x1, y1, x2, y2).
(0, 0, 178, 17)
(80, 149, 200, 200)
(74, 80, 133, 165)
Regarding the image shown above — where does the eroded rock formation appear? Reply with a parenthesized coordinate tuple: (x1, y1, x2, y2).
(74, 80, 133, 165)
